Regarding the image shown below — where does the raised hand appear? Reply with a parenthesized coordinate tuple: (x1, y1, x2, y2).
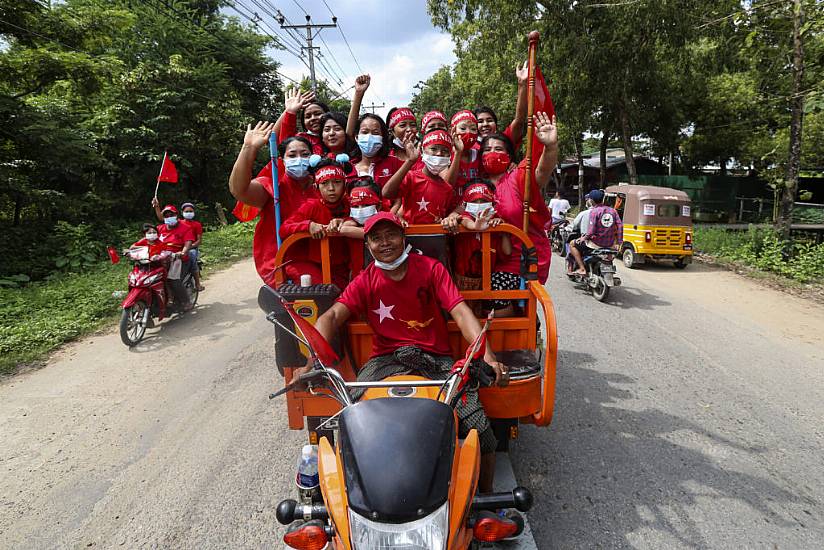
(402, 130, 420, 161)
(516, 60, 529, 85)
(151, 197, 160, 208)
(354, 74, 371, 94)
(451, 127, 464, 154)
(535, 112, 558, 147)
(475, 206, 498, 231)
(243, 121, 275, 149)
(285, 88, 316, 114)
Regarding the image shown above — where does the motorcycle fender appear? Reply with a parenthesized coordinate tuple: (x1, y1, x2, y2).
(448, 429, 480, 549)
(318, 437, 352, 549)
(122, 288, 150, 309)
(604, 272, 615, 287)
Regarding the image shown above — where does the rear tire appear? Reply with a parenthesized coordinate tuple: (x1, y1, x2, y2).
(591, 276, 610, 302)
(184, 275, 199, 306)
(622, 248, 638, 269)
(674, 258, 688, 269)
(120, 300, 148, 347)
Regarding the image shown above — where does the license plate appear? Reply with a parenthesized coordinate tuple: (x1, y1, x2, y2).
(600, 265, 615, 273)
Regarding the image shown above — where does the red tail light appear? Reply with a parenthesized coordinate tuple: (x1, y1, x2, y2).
(283, 523, 328, 550)
(685, 232, 692, 244)
(644, 231, 652, 243)
(473, 516, 519, 542)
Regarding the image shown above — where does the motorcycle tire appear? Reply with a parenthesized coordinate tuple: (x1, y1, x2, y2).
(184, 275, 199, 307)
(120, 300, 148, 347)
(591, 276, 610, 302)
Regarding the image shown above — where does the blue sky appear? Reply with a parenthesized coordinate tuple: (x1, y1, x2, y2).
(227, 0, 457, 119)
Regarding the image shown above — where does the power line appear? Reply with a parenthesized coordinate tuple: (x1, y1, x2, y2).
(277, 13, 337, 93)
(228, 0, 306, 62)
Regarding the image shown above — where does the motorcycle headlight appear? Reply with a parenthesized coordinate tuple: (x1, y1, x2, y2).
(349, 501, 448, 550)
(143, 274, 160, 285)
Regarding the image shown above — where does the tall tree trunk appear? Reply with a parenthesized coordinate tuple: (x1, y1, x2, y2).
(777, 0, 805, 247)
(574, 134, 586, 207)
(13, 193, 22, 226)
(668, 151, 674, 176)
(619, 103, 638, 185)
(599, 127, 610, 186)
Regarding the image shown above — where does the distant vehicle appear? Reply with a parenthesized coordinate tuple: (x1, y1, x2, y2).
(566, 247, 622, 302)
(605, 185, 693, 269)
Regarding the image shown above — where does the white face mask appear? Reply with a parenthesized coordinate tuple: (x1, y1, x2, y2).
(392, 136, 404, 148)
(350, 205, 377, 225)
(145, 232, 158, 242)
(182, 211, 195, 220)
(374, 244, 412, 271)
(464, 202, 493, 217)
(422, 154, 450, 173)
(164, 216, 178, 227)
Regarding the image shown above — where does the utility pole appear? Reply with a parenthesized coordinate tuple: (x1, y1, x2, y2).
(362, 102, 385, 114)
(277, 13, 337, 93)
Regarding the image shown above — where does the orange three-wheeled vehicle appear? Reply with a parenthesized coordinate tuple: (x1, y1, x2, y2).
(259, 223, 557, 549)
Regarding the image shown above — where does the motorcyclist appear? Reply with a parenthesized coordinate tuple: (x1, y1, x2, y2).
(156, 205, 194, 311)
(569, 189, 623, 275)
(566, 193, 594, 274)
(296, 212, 508, 493)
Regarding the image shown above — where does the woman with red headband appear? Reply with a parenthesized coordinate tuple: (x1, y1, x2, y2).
(344, 75, 404, 189)
(475, 61, 529, 149)
(386, 106, 419, 163)
(229, 121, 318, 285)
(279, 156, 353, 289)
(450, 109, 482, 193)
(382, 129, 463, 227)
(480, 113, 558, 315)
(421, 110, 448, 134)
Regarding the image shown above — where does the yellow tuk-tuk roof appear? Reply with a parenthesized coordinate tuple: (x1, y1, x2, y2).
(605, 184, 690, 202)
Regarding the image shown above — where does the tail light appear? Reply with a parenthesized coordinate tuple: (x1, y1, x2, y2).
(473, 515, 519, 542)
(644, 231, 652, 243)
(685, 232, 692, 244)
(283, 523, 328, 550)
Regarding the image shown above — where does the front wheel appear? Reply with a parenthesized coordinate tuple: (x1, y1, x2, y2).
(591, 275, 610, 302)
(120, 300, 148, 347)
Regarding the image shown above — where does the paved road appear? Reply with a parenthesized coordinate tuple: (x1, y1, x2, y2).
(1, 256, 823, 548)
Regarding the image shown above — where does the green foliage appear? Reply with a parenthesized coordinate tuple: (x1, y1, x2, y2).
(695, 226, 824, 283)
(0, 222, 254, 375)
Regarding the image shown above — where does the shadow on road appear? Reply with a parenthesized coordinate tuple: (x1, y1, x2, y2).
(129, 297, 257, 353)
(563, 280, 671, 311)
(513, 349, 803, 548)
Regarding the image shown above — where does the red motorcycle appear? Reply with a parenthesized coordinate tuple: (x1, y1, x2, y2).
(118, 247, 199, 346)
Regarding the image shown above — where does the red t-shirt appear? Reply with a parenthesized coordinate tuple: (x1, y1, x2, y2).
(280, 111, 325, 155)
(181, 219, 203, 243)
(493, 165, 552, 283)
(156, 222, 194, 253)
(454, 144, 481, 194)
(338, 254, 464, 358)
(389, 148, 425, 172)
(351, 154, 405, 189)
(252, 168, 319, 285)
(279, 197, 350, 270)
(454, 214, 502, 278)
(397, 169, 456, 224)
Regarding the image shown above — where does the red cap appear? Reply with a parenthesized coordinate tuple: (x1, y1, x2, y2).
(451, 110, 477, 127)
(363, 212, 404, 236)
(463, 183, 494, 202)
(162, 204, 178, 214)
(421, 110, 447, 130)
(350, 187, 381, 207)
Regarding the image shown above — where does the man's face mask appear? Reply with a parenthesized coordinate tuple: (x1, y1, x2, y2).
(164, 216, 178, 226)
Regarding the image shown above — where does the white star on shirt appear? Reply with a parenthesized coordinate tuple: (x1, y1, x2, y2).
(417, 197, 430, 211)
(372, 300, 395, 323)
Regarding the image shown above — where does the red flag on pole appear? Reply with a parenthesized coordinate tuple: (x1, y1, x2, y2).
(157, 152, 178, 184)
(530, 67, 555, 168)
(232, 200, 261, 222)
(107, 246, 121, 264)
(279, 298, 340, 367)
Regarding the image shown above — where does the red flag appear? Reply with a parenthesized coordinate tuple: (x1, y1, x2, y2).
(157, 152, 178, 184)
(280, 297, 340, 367)
(107, 246, 120, 264)
(232, 200, 261, 222)
(531, 67, 555, 168)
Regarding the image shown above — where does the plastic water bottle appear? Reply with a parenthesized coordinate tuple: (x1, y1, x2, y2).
(296, 444, 319, 488)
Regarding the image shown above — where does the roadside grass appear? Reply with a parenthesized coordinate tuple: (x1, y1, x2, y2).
(0, 222, 255, 376)
(694, 226, 824, 285)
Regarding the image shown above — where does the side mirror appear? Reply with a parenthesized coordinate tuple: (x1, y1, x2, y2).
(258, 285, 285, 315)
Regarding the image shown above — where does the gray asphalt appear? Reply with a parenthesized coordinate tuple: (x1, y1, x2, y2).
(514, 256, 824, 549)
(1, 256, 823, 549)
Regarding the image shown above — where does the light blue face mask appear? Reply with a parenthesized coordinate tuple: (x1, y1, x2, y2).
(357, 133, 383, 157)
(284, 157, 310, 179)
(374, 244, 412, 271)
(164, 216, 178, 227)
(350, 205, 377, 225)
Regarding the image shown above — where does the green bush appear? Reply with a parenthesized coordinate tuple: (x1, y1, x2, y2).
(0, 222, 255, 375)
(694, 226, 824, 284)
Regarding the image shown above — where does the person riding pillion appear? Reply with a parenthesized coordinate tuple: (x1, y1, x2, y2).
(297, 212, 509, 494)
(569, 188, 623, 275)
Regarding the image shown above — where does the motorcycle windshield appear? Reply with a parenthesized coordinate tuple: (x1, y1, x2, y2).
(339, 397, 455, 523)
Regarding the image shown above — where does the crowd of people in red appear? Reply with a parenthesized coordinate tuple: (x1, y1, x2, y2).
(228, 70, 558, 314)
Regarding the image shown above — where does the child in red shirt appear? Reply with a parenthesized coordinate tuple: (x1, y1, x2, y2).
(341, 183, 387, 278)
(130, 223, 173, 259)
(279, 156, 352, 289)
(450, 110, 482, 194)
(381, 129, 462, 228)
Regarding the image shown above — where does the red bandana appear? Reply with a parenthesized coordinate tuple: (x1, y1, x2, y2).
(388, 108, 416, 129)
(463, 183, 494, 203)
(421, 110, 447, 130)
(350, 187, 381, 207)
(450, 110, 477, 127)
(421, 130, 452, 150)
(315, 165, 345, 185)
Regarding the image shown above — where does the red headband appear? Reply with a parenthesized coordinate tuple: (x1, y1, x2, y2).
(421, 130, 452, 150)
(421, 110, 447, 130)
(350, 187, 380, 207)
(451, 110, 477, 127)
(463, 183, 494, 202)
(315, 165, 346, 185)
(388, 108, 415, 129)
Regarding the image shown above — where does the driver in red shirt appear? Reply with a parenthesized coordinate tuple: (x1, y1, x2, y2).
(301, 212, 509, 493)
